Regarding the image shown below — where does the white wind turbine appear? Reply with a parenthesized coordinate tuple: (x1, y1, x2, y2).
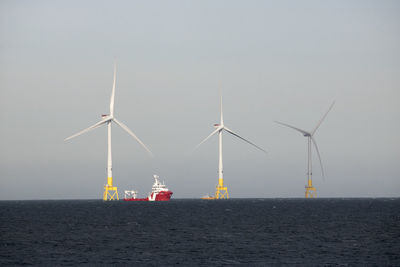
(65, 64, 153, 201)
(195, 93, 266, 199)
(275, 101, 335, 198)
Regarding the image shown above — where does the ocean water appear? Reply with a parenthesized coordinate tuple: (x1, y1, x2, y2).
(0, 199, 399, 266)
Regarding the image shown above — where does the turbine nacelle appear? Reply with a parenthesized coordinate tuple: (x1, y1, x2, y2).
(101, 114, 114, 121)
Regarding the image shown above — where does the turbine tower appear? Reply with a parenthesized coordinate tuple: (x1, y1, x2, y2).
(65, 63, 153, 201)
(196, 92, 266, 199)
(275, 101, 335, 198)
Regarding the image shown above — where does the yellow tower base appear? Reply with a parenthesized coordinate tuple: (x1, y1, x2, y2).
(103, 177, 119, 201)
(305, 179, 316, 198)
(214, 178, 229, 199)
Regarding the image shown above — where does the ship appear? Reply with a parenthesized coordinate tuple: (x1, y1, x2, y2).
(123, 175, 173, 201)
(201, 194, 215, 200)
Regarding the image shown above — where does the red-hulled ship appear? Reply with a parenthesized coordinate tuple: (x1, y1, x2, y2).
(124, 175, 173, 201)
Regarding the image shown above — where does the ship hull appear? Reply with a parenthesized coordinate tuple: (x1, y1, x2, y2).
(124, 191, 173, 201)
(123, 198, 148, 201)
(153, 191, 173, 201)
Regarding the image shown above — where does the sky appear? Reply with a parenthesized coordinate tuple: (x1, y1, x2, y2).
(0, 0, 399, 200)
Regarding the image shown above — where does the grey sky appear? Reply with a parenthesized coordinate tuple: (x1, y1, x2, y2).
(1, 0, 399, 199)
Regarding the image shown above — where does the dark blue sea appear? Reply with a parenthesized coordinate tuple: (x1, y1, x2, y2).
(0, 199, 399, 266)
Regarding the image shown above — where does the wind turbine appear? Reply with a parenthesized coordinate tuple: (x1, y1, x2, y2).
(65, 63, 153, 201)
(195, 92, 266, 199)
(275, 101, 335, 198)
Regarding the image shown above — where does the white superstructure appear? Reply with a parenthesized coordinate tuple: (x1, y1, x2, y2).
(124, 190, 138, 199)
(148, 175, 170, 201)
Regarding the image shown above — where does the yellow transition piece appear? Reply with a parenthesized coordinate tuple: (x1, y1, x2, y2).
(305, 179, 316, 198)
(103, 177, 119, 201)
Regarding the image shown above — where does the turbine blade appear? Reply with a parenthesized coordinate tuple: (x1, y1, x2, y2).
(274, 121, 310, 136)
(64, 118, 109, 141)
(223, 126, 267, 154)
(110, 63, 117, 116)
(113, 118, 154, 157)
(311, 101, 335, 136)
(195, 127, 222, 150)
(220, 88, 224, 125)
(311, 136, 325, 180)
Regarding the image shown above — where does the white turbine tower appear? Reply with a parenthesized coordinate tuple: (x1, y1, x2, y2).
(65, 63, 153, 201)
(196, 92, 266, 199)
(275, 101, 335, 198)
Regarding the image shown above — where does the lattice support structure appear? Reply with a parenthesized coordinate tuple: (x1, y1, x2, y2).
(103, 177, 119, 201)
(214, 178, 229, 199)
(305, 179, 316, 198)
(215, 186, 229, 199)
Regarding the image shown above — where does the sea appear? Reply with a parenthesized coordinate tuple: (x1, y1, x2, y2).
(0, 199, 399, 266)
